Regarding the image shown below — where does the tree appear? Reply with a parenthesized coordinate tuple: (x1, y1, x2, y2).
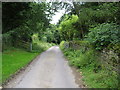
(2, 2, 31, 33)
(2, 2, 53, 45)
(69, 2, 120, 38)
(58, 14, 79, 41)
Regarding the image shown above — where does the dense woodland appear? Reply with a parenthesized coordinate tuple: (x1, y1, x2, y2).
(2, 2, 120, 88)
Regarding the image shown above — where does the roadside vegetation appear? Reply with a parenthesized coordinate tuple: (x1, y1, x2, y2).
(58, 2, 119, 89)
(62, 47, 118, 88)
(1, 2, 119, 89)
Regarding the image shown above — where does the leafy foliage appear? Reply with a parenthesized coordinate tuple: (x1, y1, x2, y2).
(32, 33, 55, 52)
(62, 47, 118, 88)
(60, 41, 65, 49)
(58, 15, 79, 41)
(2, 2, 54, 48)
(39, 24, 61, 44)
(58, 2, 120, 39)
(86, 23, 120, 50)
(2, 2, 30, 33)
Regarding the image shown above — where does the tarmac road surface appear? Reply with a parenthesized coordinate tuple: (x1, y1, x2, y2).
(4, 46, 79, 88)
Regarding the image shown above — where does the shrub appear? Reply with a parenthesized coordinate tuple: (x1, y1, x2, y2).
(63, 47, 98, 69)
(60, 41, 65, 49)
(41, 36, 47, 42)
(60, 41, 69, 49)
(69, 40, 92, 51)
(32, 43, 44, 52)
(86, 23, 120, 50)
(73, 49, 98, 68)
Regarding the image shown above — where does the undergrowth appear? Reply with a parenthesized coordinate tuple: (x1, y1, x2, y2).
(62, 48, 118, 88)
(32, 33, 56, 52)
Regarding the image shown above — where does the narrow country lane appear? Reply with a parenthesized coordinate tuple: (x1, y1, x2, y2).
(4, 46, 79, 88)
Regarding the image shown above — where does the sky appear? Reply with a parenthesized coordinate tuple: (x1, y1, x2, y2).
(35, 0, 72, 25)
(48, 1, 73, 25)
(50, 9, 65, 24)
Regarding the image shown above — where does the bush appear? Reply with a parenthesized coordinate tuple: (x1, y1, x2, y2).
(32, 43, 44, 53)
(41, 36, 47, 42)
(76, 49, 96, 67)
(60, 41, 65, 49)
(63, 47, 98, 68)
(69, 40, 91, 50)
(86, 23, 120, 50)
(60, 41, 69, 49)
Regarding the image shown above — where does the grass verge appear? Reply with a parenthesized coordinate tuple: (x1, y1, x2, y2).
(2, 47, 39, 84)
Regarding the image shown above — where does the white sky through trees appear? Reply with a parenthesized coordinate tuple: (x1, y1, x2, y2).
(50, 9, 65, 24)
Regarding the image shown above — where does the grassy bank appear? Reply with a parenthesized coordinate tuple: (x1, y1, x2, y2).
(2, 47, 39, 84)
(62, 48, 118, 88)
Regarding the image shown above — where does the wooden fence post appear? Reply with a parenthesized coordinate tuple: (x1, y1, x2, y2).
(30, 42, 32, 51)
